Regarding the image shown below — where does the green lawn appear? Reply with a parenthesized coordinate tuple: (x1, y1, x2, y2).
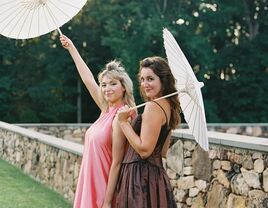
(0, 158, 72, 208)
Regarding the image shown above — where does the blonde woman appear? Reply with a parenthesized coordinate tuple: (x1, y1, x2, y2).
(60, 35, 135, 208)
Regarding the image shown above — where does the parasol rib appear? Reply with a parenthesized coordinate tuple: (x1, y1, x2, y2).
(0, 4, 21, 32)
(191, 102, 199, 137)
(164, 39, 189, 75)
(27, 9, 35, 38)
(47, 2, 64, 35)
(42, 5, 52, 35)
(164, 35, 190, 75)
(57, 0, 84, 10)
(38, 7, 40, 36)
(49, 1, 72, 19)
(17, 8, 33, 38)
(7, 8, 27, 37)
(164, 32, 199, 83)
(0, 2, 19, 20)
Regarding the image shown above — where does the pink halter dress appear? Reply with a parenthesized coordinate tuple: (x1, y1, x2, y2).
(73, 105, 122, 208)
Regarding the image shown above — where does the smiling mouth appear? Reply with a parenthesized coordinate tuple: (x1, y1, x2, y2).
(105, 93, 113, 96)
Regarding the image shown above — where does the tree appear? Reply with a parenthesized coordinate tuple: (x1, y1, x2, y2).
(0, 0, 267, 123)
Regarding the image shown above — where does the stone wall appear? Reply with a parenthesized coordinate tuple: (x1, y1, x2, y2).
(1, 121, 268, 207)
(0, 122, 83, 200)
(17, 123, 268, 144)
(19, 124, 89, 144)
(165, 136, 268, 208)
(207, 124, 268, 138)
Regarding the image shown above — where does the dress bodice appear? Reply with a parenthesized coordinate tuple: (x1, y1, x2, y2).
(122, 114, 170, 167)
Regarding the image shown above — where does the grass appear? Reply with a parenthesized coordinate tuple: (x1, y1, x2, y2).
(0, 158, 72, 208)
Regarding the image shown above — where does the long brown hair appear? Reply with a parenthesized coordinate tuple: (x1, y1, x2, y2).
(138, 56, 181, 129)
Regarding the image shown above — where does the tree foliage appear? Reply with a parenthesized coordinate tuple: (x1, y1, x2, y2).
(0, 0, 267, 123)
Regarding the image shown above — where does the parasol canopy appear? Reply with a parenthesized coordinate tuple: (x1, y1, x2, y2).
(0, 0, 87, 39)
(163, 28, 209, 151)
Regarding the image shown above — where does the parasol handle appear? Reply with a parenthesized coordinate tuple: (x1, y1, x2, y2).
(130, 91, 180, 110)
(57, 27, 62, 36)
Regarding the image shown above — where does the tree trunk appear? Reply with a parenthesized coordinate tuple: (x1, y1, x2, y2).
(244, 0, 259, 40)
(77, 79, 82, 123)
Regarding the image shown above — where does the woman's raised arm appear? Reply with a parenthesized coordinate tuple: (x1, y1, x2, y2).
(60, 35, 102, 109)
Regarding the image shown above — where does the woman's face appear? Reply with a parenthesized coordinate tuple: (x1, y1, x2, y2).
(101, 75, 125, 106)
(139, 67, 162, 100)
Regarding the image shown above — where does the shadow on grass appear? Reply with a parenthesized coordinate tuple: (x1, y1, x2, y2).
(0, 158, 72, 208)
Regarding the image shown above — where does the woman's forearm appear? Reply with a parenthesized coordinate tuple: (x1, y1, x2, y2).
(67, 46, 101, 108)
(68, 46, 95, 85)
(103, 163, 121, 206)
(119, 121, 149, 158)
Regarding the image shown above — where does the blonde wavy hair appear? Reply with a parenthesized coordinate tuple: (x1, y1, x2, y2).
(98, 60, 136, 112)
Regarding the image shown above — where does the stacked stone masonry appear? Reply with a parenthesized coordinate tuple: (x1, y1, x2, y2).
(0, 123, 268, 208)
(0, 129, 82, 200)
(20, 123, 268, 144)
(165, 139, 268, 208)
